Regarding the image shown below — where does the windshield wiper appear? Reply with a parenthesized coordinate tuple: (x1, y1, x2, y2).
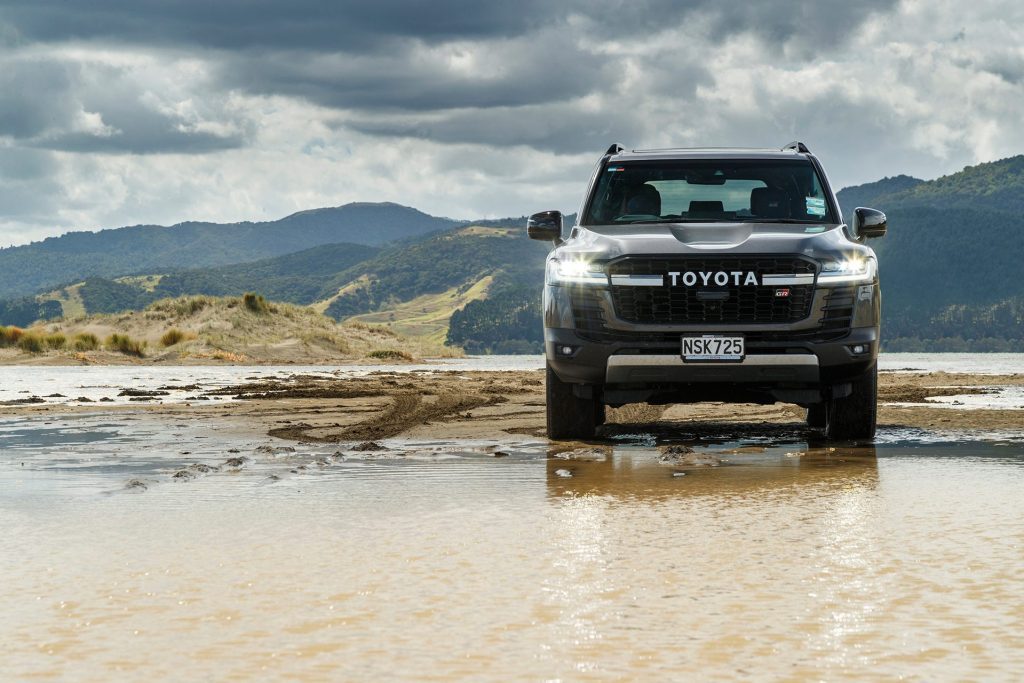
(736, 218, 830, 224)
(616, 217, 734, 224)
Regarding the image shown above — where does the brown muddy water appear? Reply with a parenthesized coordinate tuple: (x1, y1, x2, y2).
(2, 412, 1024, 681)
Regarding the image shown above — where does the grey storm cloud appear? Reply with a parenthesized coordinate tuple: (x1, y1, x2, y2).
(225, 37, 620, 112)
(0, 0, 901, 154)
(0, 59, 75, 138)
(0, 1, 555, 49)
(0, 0, 1018, 246)
(0, 0, 898, 51)
(342, 96, 674, 154)
(0, 56, 247, 154)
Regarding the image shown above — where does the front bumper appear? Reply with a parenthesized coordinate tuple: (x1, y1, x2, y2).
(605, 353, 820, 384)
(547, 324, 877, 386)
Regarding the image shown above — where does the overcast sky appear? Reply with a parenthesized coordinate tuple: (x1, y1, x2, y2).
(1, 0, 1022, 245)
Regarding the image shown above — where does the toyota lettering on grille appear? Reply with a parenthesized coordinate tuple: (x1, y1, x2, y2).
(667, 271, 759, 287)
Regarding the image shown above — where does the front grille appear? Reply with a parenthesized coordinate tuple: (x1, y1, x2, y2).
(821, 286, 855, 331)
(572, 290, 608, 336)
(607, 256, 816, 324)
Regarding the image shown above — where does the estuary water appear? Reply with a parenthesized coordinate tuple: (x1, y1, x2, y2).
(1, 354, 1023, 680)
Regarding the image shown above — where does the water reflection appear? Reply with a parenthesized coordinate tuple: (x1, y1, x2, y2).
(540, 440, 883, 676)
(546, 441, 879, 500)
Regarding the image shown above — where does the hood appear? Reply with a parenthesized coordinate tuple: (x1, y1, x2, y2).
(554, 222, 872, 262)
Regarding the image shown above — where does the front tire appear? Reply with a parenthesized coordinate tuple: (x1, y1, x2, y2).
(806, 404, 826, 428)
(546, 363, 599, 440)
(825, 365, 877, 440)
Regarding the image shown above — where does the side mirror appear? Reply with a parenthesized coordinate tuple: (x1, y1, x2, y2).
(852, 207, 887, 239)
(527, 210, 563, 243)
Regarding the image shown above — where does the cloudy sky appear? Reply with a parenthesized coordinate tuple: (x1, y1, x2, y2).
(1, 0, 1022, 245)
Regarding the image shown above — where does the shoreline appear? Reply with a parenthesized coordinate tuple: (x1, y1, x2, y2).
(3, 367, 1023, 442)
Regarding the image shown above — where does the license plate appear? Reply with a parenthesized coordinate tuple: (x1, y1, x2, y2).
(681, 335, 745, 362)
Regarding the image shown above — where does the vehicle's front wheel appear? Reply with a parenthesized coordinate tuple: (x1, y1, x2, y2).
(825, 365, 877, 440)
(806, 404, 827, 428)
(546, 363, 600, 440)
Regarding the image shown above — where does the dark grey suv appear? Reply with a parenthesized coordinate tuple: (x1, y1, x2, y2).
(528, 142, 887, 441)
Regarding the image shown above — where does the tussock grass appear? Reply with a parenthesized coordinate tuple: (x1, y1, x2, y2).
(105, 333, 146, 357)
(160, 328, 188, 347)
(0, 325, 25, 347)
(6, 294, 442, 363)
(150, 296, 212, 317)
(242, 292, 271, 315)
(72, 333, 99, 351)
(17, 333, 45, 353)
(43, 333, 67, 350)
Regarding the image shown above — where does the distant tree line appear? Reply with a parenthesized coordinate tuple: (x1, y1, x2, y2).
(0, 296, 62, 327)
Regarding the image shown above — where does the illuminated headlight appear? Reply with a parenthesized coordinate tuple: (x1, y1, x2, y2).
(546, 258, 607, 286)
(818, 255, 877, 284)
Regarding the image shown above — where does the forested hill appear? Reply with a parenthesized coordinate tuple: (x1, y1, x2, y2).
(838, 156, 1024, 349)
(0, 202, 458, 299)
(4, 156, 1024, 351)
(837, 155, 1024, 215)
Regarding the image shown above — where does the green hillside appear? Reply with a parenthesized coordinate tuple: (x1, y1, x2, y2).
(17, 242, 380, 322)
(838, 157, 1024, 349)
(0, 223, 552, 352)
(0, 202, 456, 299)
(835, 174, 923, 222)
(4, 157, 1024, 352)
(320, 226, 546, 319)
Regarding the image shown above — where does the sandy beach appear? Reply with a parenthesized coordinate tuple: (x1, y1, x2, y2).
(5, 367, 1024, 443)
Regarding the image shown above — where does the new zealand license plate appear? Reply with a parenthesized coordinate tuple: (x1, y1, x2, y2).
(681, 335, 745, 362)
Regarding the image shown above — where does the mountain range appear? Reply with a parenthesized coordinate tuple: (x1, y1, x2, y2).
(3, 157, 1024, 351)
(0, 202, 457, 300)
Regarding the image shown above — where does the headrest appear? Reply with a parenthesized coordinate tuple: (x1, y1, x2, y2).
(750, 187, 790, 218)
(625, 184, 661, 216)
(688, 200, 724, 213)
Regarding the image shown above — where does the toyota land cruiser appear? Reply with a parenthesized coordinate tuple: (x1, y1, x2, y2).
(528, 142, 887, 441)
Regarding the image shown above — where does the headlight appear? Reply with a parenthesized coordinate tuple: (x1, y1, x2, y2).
(818, 255, 877, 284)
(546, 258, 607, 286)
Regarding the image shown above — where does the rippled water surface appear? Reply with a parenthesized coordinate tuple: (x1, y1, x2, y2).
(2, 410, 1023, 681)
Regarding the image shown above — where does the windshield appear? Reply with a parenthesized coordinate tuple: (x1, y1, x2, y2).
(583, 159, 836, 225)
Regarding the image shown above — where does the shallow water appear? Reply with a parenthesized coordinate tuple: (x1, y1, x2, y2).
(1, 353, 1021, 408)
(2, 413, 1023, 680)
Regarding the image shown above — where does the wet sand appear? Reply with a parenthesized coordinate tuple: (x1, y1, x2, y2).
(6, 368, 1024, 441)
(3, 365, 1024, 680)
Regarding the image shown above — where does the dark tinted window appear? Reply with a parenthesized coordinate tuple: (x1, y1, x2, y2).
(583, 159, 835, 224)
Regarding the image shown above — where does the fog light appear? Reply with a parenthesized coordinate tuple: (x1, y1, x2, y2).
(557, 345, 577, 357)
(852, 344, 866, 354)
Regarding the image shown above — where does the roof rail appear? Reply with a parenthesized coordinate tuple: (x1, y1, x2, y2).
(605, 143, 625, 155)
(782, 141, 810, 154)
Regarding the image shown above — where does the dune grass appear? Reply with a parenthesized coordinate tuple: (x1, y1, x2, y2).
(0, 325, 25, 347)
(72, 332, 100, 351)
(105, 333, 146, 357)
(16, 334, 45, 353)
(43, 333, 67, 350)
(160, 328, 188, 347)
(150, 296, 212, 317)
(243, 292, 271, 315)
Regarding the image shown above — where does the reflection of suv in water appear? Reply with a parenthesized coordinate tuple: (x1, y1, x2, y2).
(528, 142, 887, 441)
